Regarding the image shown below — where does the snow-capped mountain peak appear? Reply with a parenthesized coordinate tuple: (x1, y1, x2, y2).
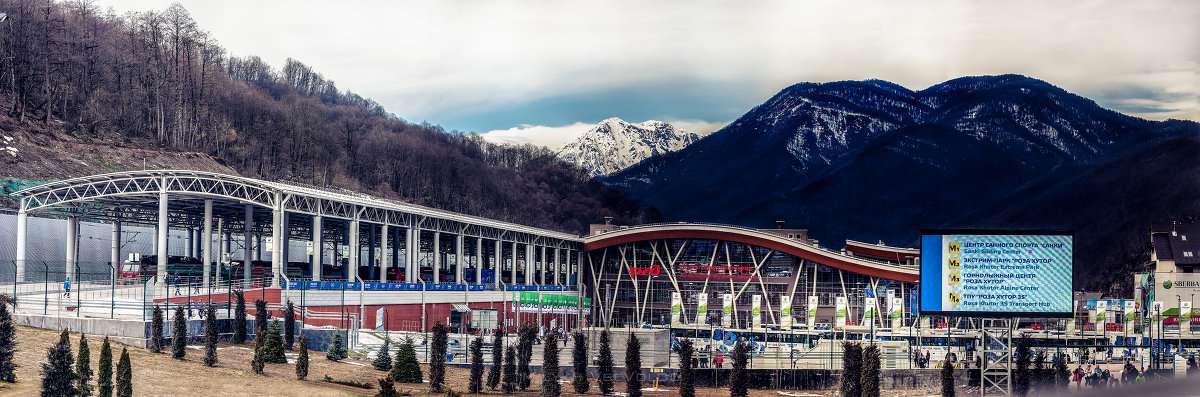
(556, 118, 699, 176)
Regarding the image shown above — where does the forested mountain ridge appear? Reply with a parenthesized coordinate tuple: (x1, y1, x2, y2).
(0, 1, 656, 233)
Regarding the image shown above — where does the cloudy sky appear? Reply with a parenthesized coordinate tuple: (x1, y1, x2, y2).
(94, 0, 1199, 148)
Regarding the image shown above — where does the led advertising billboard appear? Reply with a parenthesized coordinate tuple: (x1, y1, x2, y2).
(920, 230, 1073, 317)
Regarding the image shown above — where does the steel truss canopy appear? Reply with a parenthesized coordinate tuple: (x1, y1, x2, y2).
(583, 223, 919, 282)
(13, 170, 579, 245)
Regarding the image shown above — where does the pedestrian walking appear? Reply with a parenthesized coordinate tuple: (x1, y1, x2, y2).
(63, 276, 71, 297)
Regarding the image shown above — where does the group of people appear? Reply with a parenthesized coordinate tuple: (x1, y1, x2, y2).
(1071, 363, 1145, 389)
(912, 350, 933, 368)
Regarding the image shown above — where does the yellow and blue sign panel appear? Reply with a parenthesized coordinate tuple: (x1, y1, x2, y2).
(920, 230, 1073, 316)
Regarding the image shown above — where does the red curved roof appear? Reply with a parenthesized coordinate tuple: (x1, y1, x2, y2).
(844, 239, 920, 261)
(583, 224, 919, 282)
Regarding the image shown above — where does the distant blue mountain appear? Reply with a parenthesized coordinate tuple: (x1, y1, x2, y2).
(604, 75, 1200, 287)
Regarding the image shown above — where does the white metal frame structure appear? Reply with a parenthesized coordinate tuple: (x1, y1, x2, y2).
(12, 170, 582, 290)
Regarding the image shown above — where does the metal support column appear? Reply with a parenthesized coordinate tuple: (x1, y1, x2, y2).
(202, 200, 212, 289)
(525, 244, 534, 286)
(455, 234, 464, 284)
(156, 188, 169, 284)
(982, 318, 1013, 396)
(349, 218, 360, 280)
(540, 246, 547, 285)
(510, 241, 518, 286)
(475, 237, 483, 285)
(186, 228, 194, 258)
(554, 248, 562, 285)
(243, 205, 253, 285)
(15, 198, 28, 281)
(406, 228, 416, 283)
(494, 239, 502, 289)
(433, 232, 441, 284)
(368, 224, 377, 280)
(111, 220, 121, 284)
(380, 224, 389, 283)
(312, 215, 323, 281)
(271, 193, 284, 288)
(65, 216, 78, 278)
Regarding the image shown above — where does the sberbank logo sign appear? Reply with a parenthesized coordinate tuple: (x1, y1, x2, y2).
(1162, 280, 1200, 289)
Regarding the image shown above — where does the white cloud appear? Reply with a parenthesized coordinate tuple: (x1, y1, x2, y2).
(670, 120, 728, 136)
(479, 123, 594, 150)
(92, 0, 1200, 126)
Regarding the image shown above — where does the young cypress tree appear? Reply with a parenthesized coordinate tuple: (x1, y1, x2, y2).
(469, 336, 484, 394)
(232, 290, 247, 344)
(430, 322, 449, 393)
(115, 348, 132, 397)
(390, 337, 422, 383)
(41, 329, 78, 396)
(624, 332, 642, 397)
(1032, 350, 1047, 392)
(1014, 335, 1031, 397)
(376, 377, 399, 397)
(840, 342, 862, 397)
(254, 299, 268, 334)
(172, 306, 187, 360)
(597, 330, 614, 395)
(263, 320, 287, 364)
(0, 298, 17, 383)
(675, 338, 694, 397)
(571, 330, 589, 394)
(372, 338, 393, 371)
(941, 357, 955, 397)
(204, 305, 218, 367)
(77, 333, 93, 396)
(251, 326, 266, 375)
(326, 330, 348, 361)
(730, 340, 750, 397)
(284, 301, 295, 350)
(517, 323, 537, 390)
(296, 336, 309, 380)
(862, 344, 881, 397)
(502, 345, 517, 394)
(150, 304, 165, 353)
(487, 329, 504, 390)
(1054, 353, 1069, 390)
(542, 330, 561, 397)
(97, 337, 112, 397)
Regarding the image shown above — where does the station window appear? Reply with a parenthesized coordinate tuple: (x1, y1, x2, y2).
(1185, 251, 1195, 258)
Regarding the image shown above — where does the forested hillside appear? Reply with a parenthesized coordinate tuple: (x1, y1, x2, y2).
(0, 1, 655, 233)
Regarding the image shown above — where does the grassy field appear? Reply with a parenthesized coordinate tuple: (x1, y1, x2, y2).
(0, 325, 899, 396)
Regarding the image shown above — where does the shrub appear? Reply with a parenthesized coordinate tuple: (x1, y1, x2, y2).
(296, 336, 309, 380)
(840, 342, 862, 397)
(97, 337, 112, 397)
(326, 330, 348, 361)
(502, 345, 517, 394)
(251, 326, 265, 374)
(675, 338, 694, 397)
(730, 340, 750, 397)
(542, 331, 561, 397)
(572, 331, 589, 394)
(40, 329, 77, 396)
(232, 290, 246, 344)
(150, 305, 165, 353)
(430, 322, 449, 392)
(597, 330, 614, 395)
(0, 299, 16, 383)
(284, 301, 295, 350)
(469, 336, 484, 393)
(254, 299, 267, 334)
(390, 337, 422, 383)
(77, 333, 93, 396)
(625, 332, 642, 397)
(487, 329, 503, 390)
(172, 306, 187, 359)
(115, 348, 132, 397)
(373, 338, 393, 371)
(1014, 335, 1031, 397)
(517, 323, 537, 390)
(204, 305, 218, 367)
(263, 320, 288, 364)
(862, 344, 881, 397)
(941, 357, 955, 397)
